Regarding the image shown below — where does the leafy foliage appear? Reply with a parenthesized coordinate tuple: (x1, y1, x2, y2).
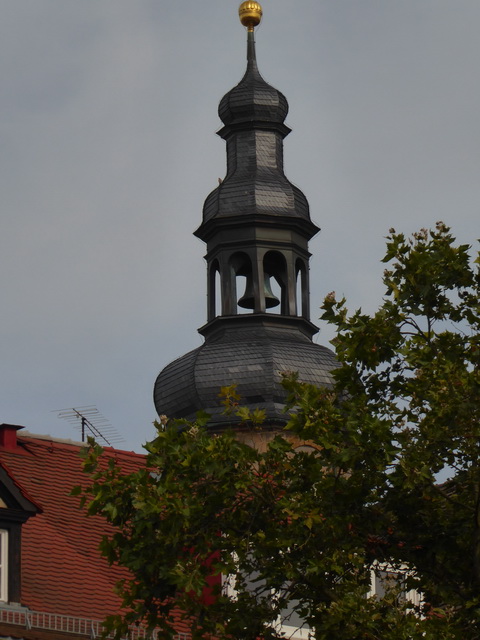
(77, 224, 479, 639)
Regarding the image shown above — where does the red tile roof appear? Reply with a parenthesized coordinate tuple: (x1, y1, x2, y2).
(0, 431, 145, 622)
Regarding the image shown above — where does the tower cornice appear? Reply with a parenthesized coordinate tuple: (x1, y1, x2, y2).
(217, 120, 292, 140)
(198, 314, 320, 342)
(194, 213, 320, 244)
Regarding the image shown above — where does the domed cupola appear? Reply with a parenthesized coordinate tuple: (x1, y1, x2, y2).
(154, 2, 336, 430)
(218, 31, 289, 130)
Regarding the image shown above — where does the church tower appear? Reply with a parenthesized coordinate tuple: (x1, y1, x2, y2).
(154, 2, 336, 432)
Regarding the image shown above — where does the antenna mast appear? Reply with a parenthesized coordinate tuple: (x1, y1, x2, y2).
(54, 406, 124, 447)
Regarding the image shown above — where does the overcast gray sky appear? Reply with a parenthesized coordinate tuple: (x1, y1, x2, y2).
(1, 1, 478, 452)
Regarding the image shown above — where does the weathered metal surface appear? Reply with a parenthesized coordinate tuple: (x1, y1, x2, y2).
(154, 320, 336, 427)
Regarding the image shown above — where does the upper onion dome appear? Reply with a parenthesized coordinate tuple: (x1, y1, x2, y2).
(218, 61, 289, 129)
(218, 26, 288, 130)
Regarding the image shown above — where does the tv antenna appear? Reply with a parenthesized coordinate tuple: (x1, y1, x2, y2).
(53, 406, 124, 447)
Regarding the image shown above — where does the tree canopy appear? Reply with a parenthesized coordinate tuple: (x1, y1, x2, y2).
(77, 223, 480, 639)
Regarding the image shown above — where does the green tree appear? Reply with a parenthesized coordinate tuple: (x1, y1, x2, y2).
(77, 223, 479, 639)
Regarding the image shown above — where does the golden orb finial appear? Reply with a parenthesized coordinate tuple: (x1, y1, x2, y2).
(239, 1, 263, 31)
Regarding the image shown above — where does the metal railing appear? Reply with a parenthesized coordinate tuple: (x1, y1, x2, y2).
(0, 607, 188, 640)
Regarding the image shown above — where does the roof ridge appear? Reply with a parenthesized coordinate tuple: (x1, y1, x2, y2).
(19, 431, 88, 447)
(18, 432, 146, 459)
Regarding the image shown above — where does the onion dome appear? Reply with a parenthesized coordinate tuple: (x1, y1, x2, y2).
(220, 2, 287, 129)
(154, 320, 336, 428)
(218, 30, 289, 130)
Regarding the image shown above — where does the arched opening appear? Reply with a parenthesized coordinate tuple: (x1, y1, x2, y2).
(294, 444, 318, 454)
(295, 259, 308, 318)
(208, 260, 220, 321)
(215, 268, 221, 318)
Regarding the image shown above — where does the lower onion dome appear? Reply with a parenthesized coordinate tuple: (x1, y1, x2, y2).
(154, 324, 337, 428)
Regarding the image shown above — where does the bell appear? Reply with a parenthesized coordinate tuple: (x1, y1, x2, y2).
(238, 273, 280, 309)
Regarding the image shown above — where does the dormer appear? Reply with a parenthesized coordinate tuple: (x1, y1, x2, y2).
(0, 424, 41, 604)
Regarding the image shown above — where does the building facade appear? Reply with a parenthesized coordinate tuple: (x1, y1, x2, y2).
(0, 424, 189, 640)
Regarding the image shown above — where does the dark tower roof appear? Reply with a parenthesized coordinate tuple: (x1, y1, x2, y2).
(154, 4, 336, 428)
(200, 27, 314, 230)
(218, 31, 289, 130)
(154, 321, 336, 426)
